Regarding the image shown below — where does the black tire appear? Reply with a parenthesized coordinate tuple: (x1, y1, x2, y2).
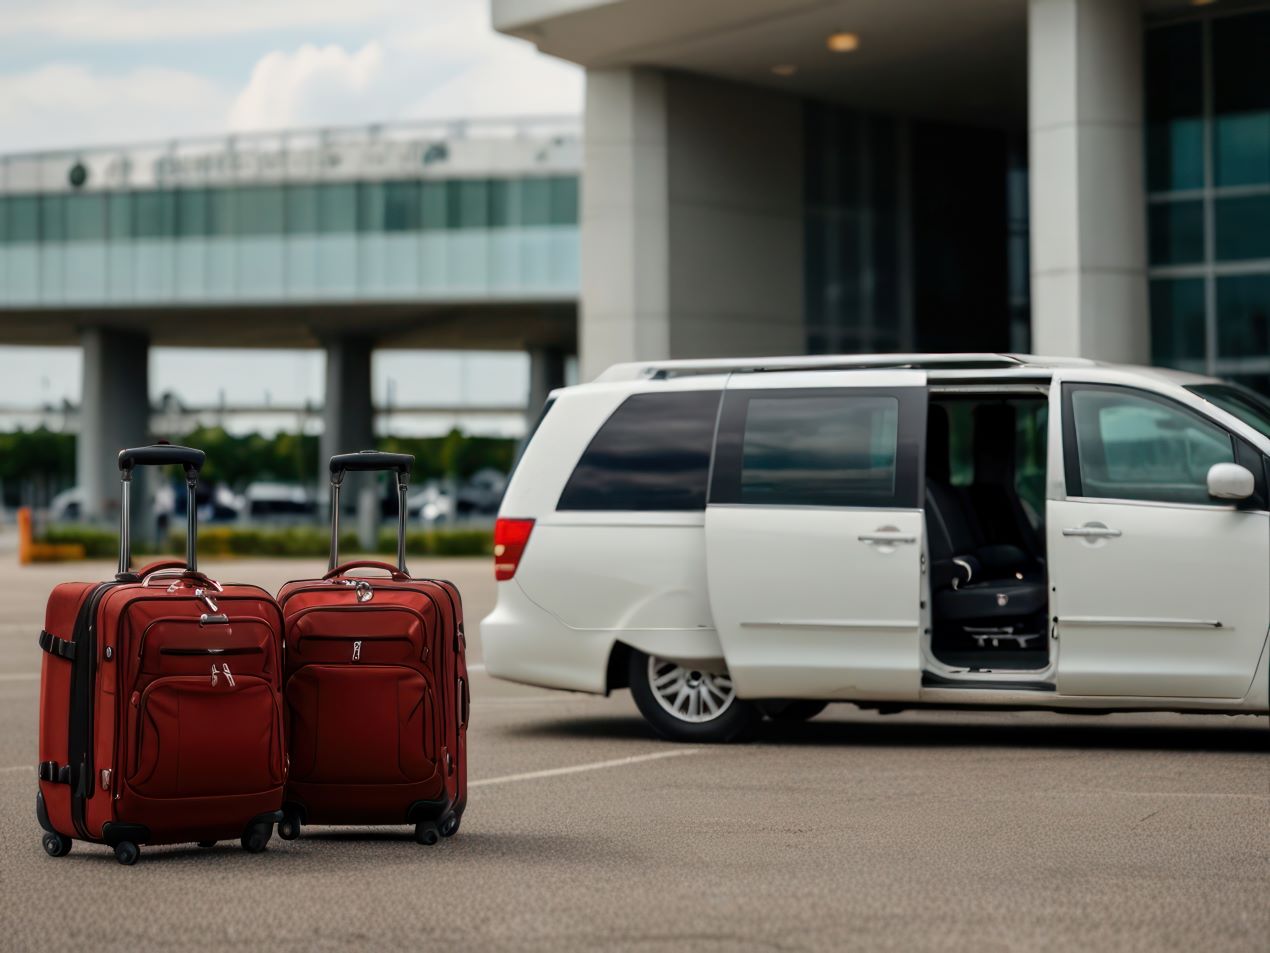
(114, 841, 140, 866)
(240, 824, 271, 854)
(197, 840, 217, 849)
(277, 811, 301, 841)
(438, 813, 460, 838)
(42, 832, 72, 858)
(628, 650, 758, 743)
(763, 700, 829, 723)
(415, 821, 440, 846)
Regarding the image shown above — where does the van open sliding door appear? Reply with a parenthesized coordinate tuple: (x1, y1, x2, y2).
(704, 370, 927, 701)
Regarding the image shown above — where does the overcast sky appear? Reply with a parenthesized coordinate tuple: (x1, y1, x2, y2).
(0, 0, 580, 414)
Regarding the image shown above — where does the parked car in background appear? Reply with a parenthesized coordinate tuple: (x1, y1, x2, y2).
(242, 481, 316, 521)
(483, 353, 1270, 741)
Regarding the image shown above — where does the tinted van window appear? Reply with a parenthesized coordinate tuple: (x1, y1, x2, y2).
(1065, 385, 1234, 504)
(557, 391, 721, 511)
(711, 390, 910, 507)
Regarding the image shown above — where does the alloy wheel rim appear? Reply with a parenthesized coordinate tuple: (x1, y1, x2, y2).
(647, 656, 736, 723)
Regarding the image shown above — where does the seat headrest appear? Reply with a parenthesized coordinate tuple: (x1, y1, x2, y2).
(973, 403, 1016, 483)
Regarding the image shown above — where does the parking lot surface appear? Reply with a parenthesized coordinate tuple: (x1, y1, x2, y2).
(1, 557, 1266, 952)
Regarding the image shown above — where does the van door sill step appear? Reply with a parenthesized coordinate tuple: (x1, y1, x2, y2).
(922, 672, 1054, 691)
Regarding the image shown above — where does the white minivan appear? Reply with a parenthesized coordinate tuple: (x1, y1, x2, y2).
(481, 354, 1270, 741)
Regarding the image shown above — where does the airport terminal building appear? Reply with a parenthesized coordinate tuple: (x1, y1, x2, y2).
(493, 0, 1270, 384)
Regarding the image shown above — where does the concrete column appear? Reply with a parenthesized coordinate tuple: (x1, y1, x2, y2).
(321, 336, 377, 550)
(528, 347, 567, 414)
(580, 68, 804, 381)
(78, 327, 149, 524)
(1028, 0, 1149, 362)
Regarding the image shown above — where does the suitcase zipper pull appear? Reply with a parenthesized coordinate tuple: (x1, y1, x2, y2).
(211, 663, 219, 687)
(221, 662, 235, 688)
(352, 640, 362, 662)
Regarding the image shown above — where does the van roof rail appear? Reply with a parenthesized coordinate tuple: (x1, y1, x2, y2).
(594, 353, 1033, 383)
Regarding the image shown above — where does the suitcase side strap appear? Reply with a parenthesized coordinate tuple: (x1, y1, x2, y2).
(38, 630, 76, 661)
(37, 761, 74, 785)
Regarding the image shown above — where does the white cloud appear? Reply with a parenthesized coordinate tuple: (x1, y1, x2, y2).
(0, 0, 397, 42)
(0, 63, 230, 151)
(227, 43, 390, 132)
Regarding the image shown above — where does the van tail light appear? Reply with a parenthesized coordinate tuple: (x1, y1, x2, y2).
(494, 518, 535, 581)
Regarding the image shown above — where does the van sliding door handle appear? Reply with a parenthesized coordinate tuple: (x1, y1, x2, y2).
(1062, 524, 1122, 539)
(858, 533, 917, 544)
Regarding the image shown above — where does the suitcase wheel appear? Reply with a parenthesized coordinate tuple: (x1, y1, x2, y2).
(197, 841, 217, 849)
(114, 841, 140, 866)
(240, 822, 272, 854)
(439, 813, 460, 838)
(414, 821, 440, 846)
(277, 810, 302, 841)
(41, 831, 72, 858)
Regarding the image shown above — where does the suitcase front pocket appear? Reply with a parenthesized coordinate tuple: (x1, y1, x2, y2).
(286, 665, 436, 785)
(130, 675, 282, 798)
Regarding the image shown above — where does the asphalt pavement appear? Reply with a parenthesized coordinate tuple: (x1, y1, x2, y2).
(1, 557, 1266, 952)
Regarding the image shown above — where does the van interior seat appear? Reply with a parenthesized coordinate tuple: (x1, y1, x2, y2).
(925, 404, 1047, 630)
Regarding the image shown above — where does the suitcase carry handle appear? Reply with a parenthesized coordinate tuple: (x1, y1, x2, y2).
(116, 443, 204, 580)
(324, 560, 410, 582)
(327, 450, 416, 576)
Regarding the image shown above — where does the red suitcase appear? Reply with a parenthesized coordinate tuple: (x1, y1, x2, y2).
(276, 451, 468, 844)
(36, 445, 286, 865)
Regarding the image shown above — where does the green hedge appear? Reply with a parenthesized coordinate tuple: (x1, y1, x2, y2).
(40, 525, 493, 559)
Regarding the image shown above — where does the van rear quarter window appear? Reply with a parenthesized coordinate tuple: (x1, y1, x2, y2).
(556, 391, 721, 511)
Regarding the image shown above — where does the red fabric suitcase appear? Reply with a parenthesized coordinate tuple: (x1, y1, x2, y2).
(276, 451, 468, 844)
(36, 445, 285, 865)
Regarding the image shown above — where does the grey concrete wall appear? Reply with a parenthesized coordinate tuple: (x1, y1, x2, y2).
(1028, 0, 1149, 363)
(579, 68, 804, 379)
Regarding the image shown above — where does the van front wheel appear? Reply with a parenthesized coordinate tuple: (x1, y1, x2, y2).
(628, 651, 757, 743)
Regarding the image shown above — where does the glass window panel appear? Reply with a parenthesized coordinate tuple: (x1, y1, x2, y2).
(285, 185, 318, 234)
(556, 391, 721, 511)
(421, 181, 447, 229)
(1214, 195, 1270, 262)
(1147, 200, 1204, 265)
(1145, 24, 1203, 192)
(107, 193, 131, 240)
(521, 178, 550, 226)
(1217, 274, 1270, 359)
(1069, 387, 1234, 504)
(549, 176, 579, 225)
(727, 394, 900, 507)
(0, 198, 5, 243)
(208, 189, 234, 237)
(318, 184, 356, 232)
(40, 195, 65, 242)
(66, 194, 105, 242)
(358, 182, 384, 232)
(176, 190, 208, 238)
(7, 196, 38, 242)
(133, 191, 174, 239)
(489, 179, 519, 227)
(1213, 12, 1270, 116)
(235, 186, 283, 237)
(1150, 278, 1207, 371)
(1214, 113, 1270, 187)
(383, 181, 420, 232)
(449, 179, 488, 228)
(1146, 119, 1204, 192)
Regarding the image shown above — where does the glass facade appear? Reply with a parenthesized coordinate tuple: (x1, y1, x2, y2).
(0, 176, 578, 244)
(1147, 10, 1270, 389)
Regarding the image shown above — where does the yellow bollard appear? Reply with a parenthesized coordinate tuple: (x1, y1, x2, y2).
(17, 506, 32, 565)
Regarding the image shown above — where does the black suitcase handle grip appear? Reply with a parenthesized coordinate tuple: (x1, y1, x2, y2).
(118, 444, 205, 478)
(329, 451, 413, 483)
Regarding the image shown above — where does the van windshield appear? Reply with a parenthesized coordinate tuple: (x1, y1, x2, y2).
(1187, 383, 1270, 439)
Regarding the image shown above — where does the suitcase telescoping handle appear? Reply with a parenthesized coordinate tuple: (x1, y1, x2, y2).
(116, 444, 205, 580)
(328, 450, 414, 576)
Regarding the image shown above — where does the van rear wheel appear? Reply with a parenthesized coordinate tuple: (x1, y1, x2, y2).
(628, 651, 757, 743)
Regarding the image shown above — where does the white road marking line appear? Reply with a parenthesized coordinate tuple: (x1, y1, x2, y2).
(0, 672, 38, 682)
(470, 748, 701, 788)
(474, 696, 602, 706)
(466, 663, 486, 673)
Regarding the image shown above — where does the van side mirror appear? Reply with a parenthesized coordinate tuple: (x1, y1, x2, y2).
(1207, 462, 1255, 502)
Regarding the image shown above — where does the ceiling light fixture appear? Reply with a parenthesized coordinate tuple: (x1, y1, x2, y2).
(1190, 0, 1218, 6)
(826, 31, 860, 53)
(771, 64, 798, 77)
